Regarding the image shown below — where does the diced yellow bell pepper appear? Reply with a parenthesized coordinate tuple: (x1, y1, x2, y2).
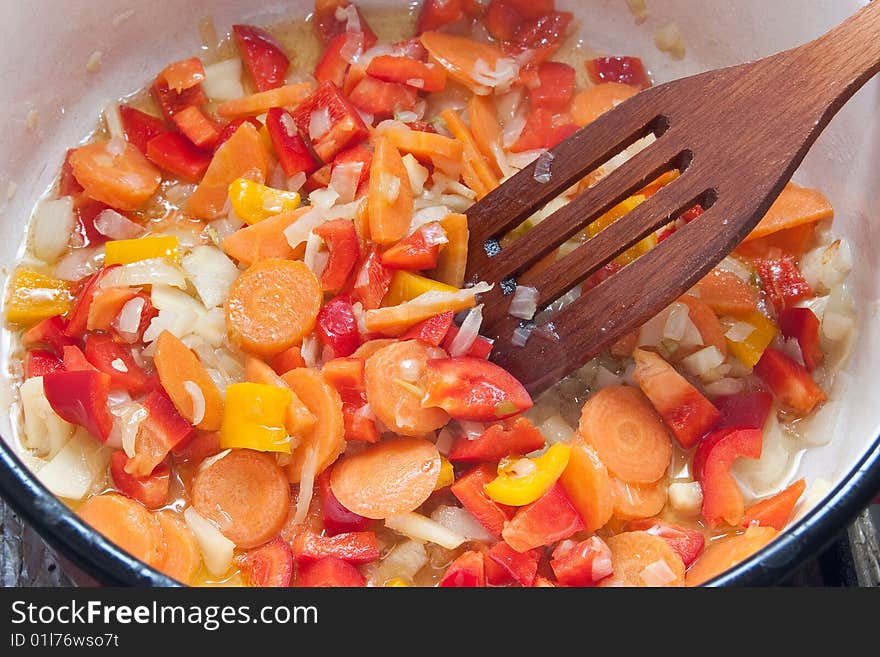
(382, 271, 459, 307)
(228, 177, 300, 225)
(385, 578, 411, 587)
(484, 443, 571, 506)
(220, 382, 293, 453)
(434, 456, 454, 490)
(5, 270, 72, 326)
(587, 195, 656, 265)
(723, 311, 778, 368)
(104, 236, 180, 265)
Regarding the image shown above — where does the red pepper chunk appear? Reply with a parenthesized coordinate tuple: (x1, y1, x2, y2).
(485, 0, 522, 41)
(42, 369, 113, 441)
(510, 108, 578, 153)
(439, 550, 486, 587)
(314, 33, 353, 88)
(742, 478, 806, 531)
(502, 483, 585, 553)
(60, 149, 85, 197)
(450, 464, 515, 538)
(292, 81, 368, 163)
(352, 246, 393, 310)
(25, 350, 63, 379)
(417, 0, 466, 34)
(779, 307, 823, 371)
(73, 201, 111, 248)
(145, 132, 212, 183)
(159, 57, 206, 93)
(64, 266, 119, 339)
(754, 348, 826, 415)
(755, 254, 812, 311)
(342, 405, 381, 443)
(292, 531, 379, 564)
(109, 451, 170, 510)
(151, 77, 207, 121)
(313, 220, 360, 293)
(487, 541, 541, 586)
(586, 56, 652, 90)
(529, 61, 576, 112)
(317, 472, 372, 535)
(126, 390, 193, 478)
(332, 144, 372, 198)
(380, 222, 445, 271)
(366, 55, 447, 92)
(550, 536, 614, 586)
(322, 357, 367, 405)
(625, 519, 705, 567)
(442, 325, 495, 359)
(83, 333, 153, 396)
(316, 296, 361, 359)
(313, 0, 378, 46)
(171, 106, 221, 150)
(297, 555, 365, 587)
(509, 11, 573, 63)
(714, 391, 774, 430)
(448, 417, 545, 463)
(695, 428, 763, 527)
(239, 537, 294, 587)
(348, 77, 418, 117)
(401, 311, 454, 346)
(233, 24, 290, 92)
(265, 108, 319, 178)
(61, 345, 97, 372)
(22, 316, 77, 355)
(119, 106, 169, 155)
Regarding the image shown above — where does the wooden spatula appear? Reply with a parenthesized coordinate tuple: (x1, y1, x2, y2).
(465, 1, 880, 394)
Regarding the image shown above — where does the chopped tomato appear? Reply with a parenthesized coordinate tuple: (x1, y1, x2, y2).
(380, 222, 445, 271)
(366, 55, 447, 92)
(119, 106, 169, 155)
(486, 541, 541, 586)
(510, 108, 578, 152)
(400, 310, 454, 346)
(714, 391, 774, 430)
(317, 471, 372, 535)
(448, 417, 545, 462)
(25, 350, 63, 379)
(145, 132, 212, 183)
(352, 245, 393, 310)
(550, 536, 614, 586)
(529, 61, 576, 111)
(64, 266, 118, 339)
(233, 24, 290, 92)
(297, 555, 366, 587)
(779, 307, 823, 371)
(42, 369, 113, 441)
(291, 81, 369, 162)
(348, 76, 418, 117)
(439, 550, 485, 587)
(625, 519, 705, 567)
(151, 76, 207, 121)
(586, 56, 651, 90)
(239, 537, 294, 587)
(423, 357, 533, 421)
(755, 254, 812, 311)
(83, 333, 153, 395)
(110, 451, 170, 510)
(694, 428, 763, 527)
(171, 106, 221, 150)
(450, 464, 514, 538)
(754, 348, 826, 415)
(265, 108, 320, 178)
(316, 295, 361, 358)
(313, 219, 360, 292)
(292, 531, 379, 564)
(501, 483, 584, 553)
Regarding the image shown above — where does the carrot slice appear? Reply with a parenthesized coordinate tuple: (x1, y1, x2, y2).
(671, 294, 728, 360)
(610, 476, 668, 520)
(467, 95, 503, 177)
(384, 127, 463, 165)
(217, 82, 314, 119)
(189, 122, 270, 220)
(571, 82, 640, 127)
(351, 338, 397, 360)
(87, 286, 137, 331)
(685, 526, 778, 586)
(78, 493, 164, 567)
(154, 510, 202, 585)
(364, 340, 450, 436)
(429, 213, 468, 288)
(225, 259, 323, 357)
(221, 207, 309, 265)
(578, 385, 672, 484)
(69, 140, 162, 211)
(736, 222, 815, 260)
(281, 368, 346, 483)
(599, 530, 685, 587)
(245, 356, 317, 437)
(368, 137, 414, 244)
(693, 269, 758, 317)
(441, 109, 498, 199)
(742, 478, 806, 531)
(191, 448, 290, 548)
(329, 436, 441, 519)
(743, 183, 833, 242)
(420, 31, 504, 94)
(154, 330, 224, 430)
(559, 440, 614, 533)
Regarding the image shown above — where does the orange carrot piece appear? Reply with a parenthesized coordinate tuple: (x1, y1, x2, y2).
(69, 140, 162, 211)
(189, 122, 270, 220)
(467, 94, 504, 177)
(578, 385, 672, 484)
(154, 510, 202, 585)
(441, 109, 498, 199)
(559, 440, 614, 534)
(420, 31, 504, 94)
(736, 222, 816, 259)
(364, 340, 450, 436)
(351, 338, 397, 360)
(368, 137, 413, 245)
(599, 530, 685, 587)
(329, 436, 441, 519)
(225, 259, 323, 357)
(245, 356, 317, 437)
(154, 330, 224, 431)
(428, 213, 468, 288)
(87, 286, 137, 331)
(693, 269, 759, 317)
(78, 493, 164, 567)
(364, 288, 480, 336)
(281, 368, 346, 483)
(217, 82, 314, 119)
(270, 344, 306, 375)
(672, 294, 728, 360)
(221, 207, 308, 265)
(191, 448, 291, 548)
(383, 128, 463, 165)
(743, 183, 833, 242)
(742, 479, 806, 531)
(639, 170, 680, 197)
(685, 526, 778, 586)
(571, 82, 640, 127)
(610, 476, 668, 520)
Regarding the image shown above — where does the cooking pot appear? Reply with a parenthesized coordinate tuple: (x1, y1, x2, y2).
(0, 0, 878, 586)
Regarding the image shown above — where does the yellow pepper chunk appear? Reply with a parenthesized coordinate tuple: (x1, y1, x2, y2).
(587, 195, 656, 265)
(104, 236, 179, 265)
(484, 443, 571, 506)
(434, 456, 454, 490)
(5, 270, 72, 326)
(382, 271, 458, 307)
(723, 311, 778, 368)
(228, 177, 300, 225)
(385, 578, 411, 587)
(220, 382, 293, 453)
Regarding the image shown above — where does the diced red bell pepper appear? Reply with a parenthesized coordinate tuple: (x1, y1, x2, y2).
(529, 61, 576, 112)
(109, 450, 170, 509)
(485, 0, 523, 41)
(448, 416, 545, 462)
(549, 536, 614, 586)
(61, 345, 97, 372)
(450, 464, 515, 538)
(694, 428, 763, 527)
(417, 0, 466, 34)
(316, 295, 361, 358)
(755, 254, 812, 312)
(401, 311, 454, 346)
(292, 531, 379, 565)
(313, 219, 360, 293)
(42, 369, 113, 441)
(741, 478, 806, 531)
(585, 56, 651, 90)
(60, 149, 85, 197)
(171, 106, 221, 150)
(486, 541, 541, 586)
(239, 537, 294, 587)
(314, 32, 352, 88)
(342, 404, 381, 443)
(265, 108, 319, 178)
(440, 325, 495, 358)
(171, 430, 222, 463)
(380, 223, 445, 271)
(159, 57, 206, 93)
(366, 55, 447, 92)
(714, 391, 774, 430)
(484, 550, 516, 586)
(754, 348, 826, 415)
(145, 132, 212, 183)
(64, 266, 118, 338)
(297, 555, 366, 587)
(73, 201, 111, 248)
(25, 350, 63, 379)
(423, 357, 533, 421)
(625, 519, 705, 567)
(581, 262, 623, 294)
(322, 357, 367, 405)
(313, 0, 378, 46)
(151, 76, 207, 121)
(439, 550, 486, 587)
(233, 24, 290, 92)
(510, 108, 578, 152)
(779, 307, 823, 371)
(214, 117, 263, 153)
(83, 333, 152, 395)
(348, 76, 418, 117)
(292, 81, 369, 162)
(127, 390, 194, 477)
(502, 483, 585, 553)
(504, 0, 555, 20)
(352, 245, 393, 310)
(317, 471, 372, 535)
(22, 316, 77, 354)
(509, 11, 573, 63)
(331, 143, 372, 198)
(119, 106, 169, 155)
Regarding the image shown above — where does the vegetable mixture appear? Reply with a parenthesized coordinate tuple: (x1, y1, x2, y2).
(3, 0, 856, 587)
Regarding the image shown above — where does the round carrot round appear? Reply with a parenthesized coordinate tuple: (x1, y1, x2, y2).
(571, 82, 640, 127)
(559, 440, 614, 534)
(610, 476, 668, 520)
(191, 449, 291, 548)
(154, 510, 202, 585)
(599, 531, 686, 587)
(281, 368, 345, 483)
(78, 493, 164, 567)
(685, 526, 778, 586)
(578, 386, 672, 484)
(364, 340, 450, 436)
(330, 436, 441, 519)
(69, 140, 162, 211)
(225, 259, 322, 357)
(154, 330, 224, 430)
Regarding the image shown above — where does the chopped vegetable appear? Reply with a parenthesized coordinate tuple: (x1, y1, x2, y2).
(484, 442, 570, 506)
(599, 531, 684, 587)
(5, 271, 72, 326)
(550, 536, 613, 586)
(368, 137, 414, 244)
(239, 537, 294, 587)
(501, 483, 584, 553)
(69, 140, 162, 211)
(154, 331, 224, 430)
(694, 428, 763, 527)
(585, 56, 651, 89)
(559, 439, 614, 534)
(220, 382, 293, 453)
(754, 348, 826, 414)
(448, 416, 545, 462)
(742, 478, 806, 530)
(779, 307, 823, 371)
(685, 526, 777, 586)
(109, 451, 170, 510)
(439, 550, 485, 587)
(233, 24, 290, 92)
(42, 369, 113, 441)
(228, 178, 300, 225)
(487, 541, 541, 586)
(78, 493, 164, 567)
(105, 236, 179, 266)
(723, 310, 778, 368)
(450, 464, 514, 538)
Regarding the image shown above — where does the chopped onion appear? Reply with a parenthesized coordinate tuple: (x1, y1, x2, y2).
(409, 205, 451, 233)
(507, 149, 545, 170)
(662, 302, 690, 341)
(594, 365, 625, 389)
(303, 231, 328, 278)
(402, 154, 429, 196)
(36, 429, 109, 500)
(184, 506, 235, 576)
(800, 239, 853, 293)
(667, 481, 703, 516)
(398, 357, 423, 383)
(822, 310, 854, 342)
(329, 161, 363, 204)
(103, 103, 124, 140)
(507, 457, 536, 478)
(732, 411, 795, 498)
(471, 57, 519, 92)
(381, 172, 401, 204)
(94, 209, 143, 239)
(385, 512, 466, 550)
(309, 107, 332, 141)
(640, 559, 678, 586)
(283, 208, 325, 248)
(655, 22, 686, 59)
(101, 257, 188, 289)
(183, 381, 206, 426)
(435, 426, 456, 455)
(509, 286, 539, 321)
(511, 324, 533, 347)
(111, 296, 145, 342)
(448, 304, 484, 357)
(502, 115, 527, 148)
(287, 171, 307, 192)
(459, 420, 486, 441)
(309, 186, 340, 212)
(430, 505, 495, 543)
(54, 246, 102, 281)
(32, 196, 75, 262)
(293, 444, 319, 526)
(20, 376, 74, 459)
(182, 245, 240, 309)
(202, 58, 244, 101)
(367, 540, 427, 586)
(717, 256, 753, 282)
(703, 377, 746, 396)
(725, 320, 756, 342)
(537, 414, 574, 444)
(366, 282, 492, 331)
(681, 346, 725, 379)
(301, 334, 322, 369)
(533, 151, 554, 183)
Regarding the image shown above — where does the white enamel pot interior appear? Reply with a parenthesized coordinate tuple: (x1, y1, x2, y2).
(0, 0, 878, 585)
